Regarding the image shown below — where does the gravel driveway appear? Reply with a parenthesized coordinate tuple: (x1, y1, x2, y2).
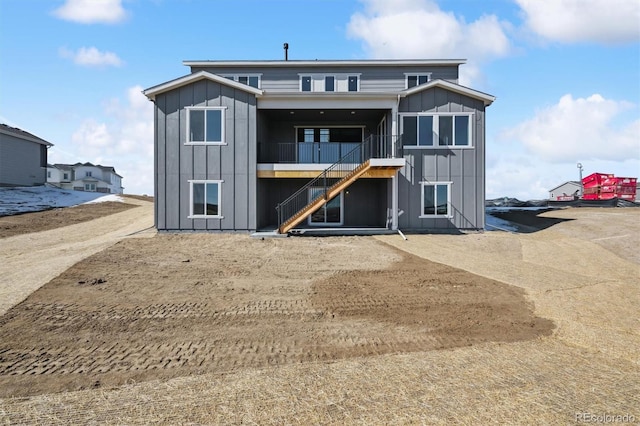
(0, 198, 154, 316)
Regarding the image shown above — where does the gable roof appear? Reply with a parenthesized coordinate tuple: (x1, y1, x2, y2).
(0, 123, 53, 147)
(143, 71, 264, 101)
(401, 79, 495, 106)
(548, 181, 581, 192)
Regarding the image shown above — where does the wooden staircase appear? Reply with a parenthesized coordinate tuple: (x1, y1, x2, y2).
(278, 160, 372, 234)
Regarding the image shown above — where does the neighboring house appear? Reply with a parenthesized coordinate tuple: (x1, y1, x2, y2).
(47, 162, 124, 194)
(0, 123, 53, 187)
(549, 181, 581, 200)
(144, 58, 495, 233)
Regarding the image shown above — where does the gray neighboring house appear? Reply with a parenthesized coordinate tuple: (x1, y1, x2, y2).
(0, 124, 53, 187)
(549, 181, 581, 200)
(144, 59, 495, 233)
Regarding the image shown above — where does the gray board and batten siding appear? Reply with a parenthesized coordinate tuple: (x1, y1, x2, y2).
(396, 87, 486, 231)
(154, 79, 257, 231)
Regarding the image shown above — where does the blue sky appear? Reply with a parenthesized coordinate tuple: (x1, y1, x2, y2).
(1, 0, 638, 198)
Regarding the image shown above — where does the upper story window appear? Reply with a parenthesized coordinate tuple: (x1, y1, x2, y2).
(299, 74, 361, 92)
(86, 171, 92, 177)
(301, 75, 312, 92)
(63, 173, 69, 180)
(405, 73, 431, 89)
(401, 113, 472, 148)
(223, 74, 261, 88)
(186, 107, 226, 144)
(325, 76, 335, 92)
(348, 75, 359, 92)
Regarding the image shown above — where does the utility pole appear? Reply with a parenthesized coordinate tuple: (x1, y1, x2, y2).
(577, 162, 584, 198)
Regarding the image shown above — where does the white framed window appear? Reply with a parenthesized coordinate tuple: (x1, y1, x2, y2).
(186, 107, 226, 145)
(324, 75, 335, 92)
(299, 74, 361, 92)
(63, 173, 69, 180)
(47, 171, 51, 178)
(84, 183, 97, 192)
(188, 180, 223, 219)
(348, 75, 359, 92)
(401, 113, 473, 148)
(405, 73, 431, 88)
(300, 75, 312, 92)
(420, 181, 452, 218)
(223, 74, 261, 89)
(308, 187, 343, 226)
(86, 171, 92, 177)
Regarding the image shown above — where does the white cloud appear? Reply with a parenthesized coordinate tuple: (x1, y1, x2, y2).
(69, 86, 154, 195)
(60, 47, 123, 68)
(53, 0, 127, 24)
(502, 94, 640, 163)
(516, 0, 640, 44)
(347, 0, 511, 85)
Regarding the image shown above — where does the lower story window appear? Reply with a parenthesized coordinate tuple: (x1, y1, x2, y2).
(84, 183, 96, 192)
(420, 182, 451, 217)
(189, 180, 223, 218)
(308, 187, 343, 226)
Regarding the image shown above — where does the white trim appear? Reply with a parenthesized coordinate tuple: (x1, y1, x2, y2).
(143, 71, 263, 100)
(188, 179, 224, 219)
(183, 59, 467, 67)
(221, 74, 262, 89)
(400, 112, 474, 149)
(401, 79, 495, 106)
(308, 187, 344, 226)
(404, 73, 432, 89)
(419, 181, 452, 219)
(0, 127, 54, 146)
(297, 73, 362, 93)
(185, 106, 226, 144)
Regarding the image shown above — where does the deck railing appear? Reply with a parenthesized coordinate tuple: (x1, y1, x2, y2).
(259, 136, 401, 164)
(275, 135, 402, 230)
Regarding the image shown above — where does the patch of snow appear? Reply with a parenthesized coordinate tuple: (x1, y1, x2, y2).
(83, 194, 124, 204)
(0, 186, 122, 217)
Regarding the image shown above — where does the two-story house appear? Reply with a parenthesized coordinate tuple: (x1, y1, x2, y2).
(143, 59, 494, 234)
(0, 124, 52, 187)
(47, 162, 124, 194)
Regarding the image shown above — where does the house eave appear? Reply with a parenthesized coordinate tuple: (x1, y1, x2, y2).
(143, 70, 264, 101)
(183, 59, 467, 68)
(0, 127, 53, 147)
(401, 79, 496, 106)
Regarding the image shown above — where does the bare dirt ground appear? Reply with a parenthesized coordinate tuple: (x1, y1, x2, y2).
(0, 202, 136, 239)
(1, 207, 638, 424)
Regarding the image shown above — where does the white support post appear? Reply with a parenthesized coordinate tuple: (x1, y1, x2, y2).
(391, 101, 398, 158)
(392, 173, 398, 230)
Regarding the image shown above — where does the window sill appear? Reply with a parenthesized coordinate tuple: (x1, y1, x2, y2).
(185, 142, 227, 146)
(419, 215, 453, 219)
(188, 215, 224, 219)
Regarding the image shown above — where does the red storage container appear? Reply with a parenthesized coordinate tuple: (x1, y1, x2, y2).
(582, 173, 614, 188)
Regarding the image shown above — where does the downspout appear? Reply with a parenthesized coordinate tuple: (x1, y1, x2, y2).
(391, 94, 401, 231)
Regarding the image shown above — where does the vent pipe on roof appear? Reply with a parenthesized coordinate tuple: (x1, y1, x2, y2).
(284, 43, 289, 61)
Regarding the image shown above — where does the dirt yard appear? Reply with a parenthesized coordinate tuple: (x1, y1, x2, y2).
(0, 202, 136, 238)
(0, 206, 638, 424)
